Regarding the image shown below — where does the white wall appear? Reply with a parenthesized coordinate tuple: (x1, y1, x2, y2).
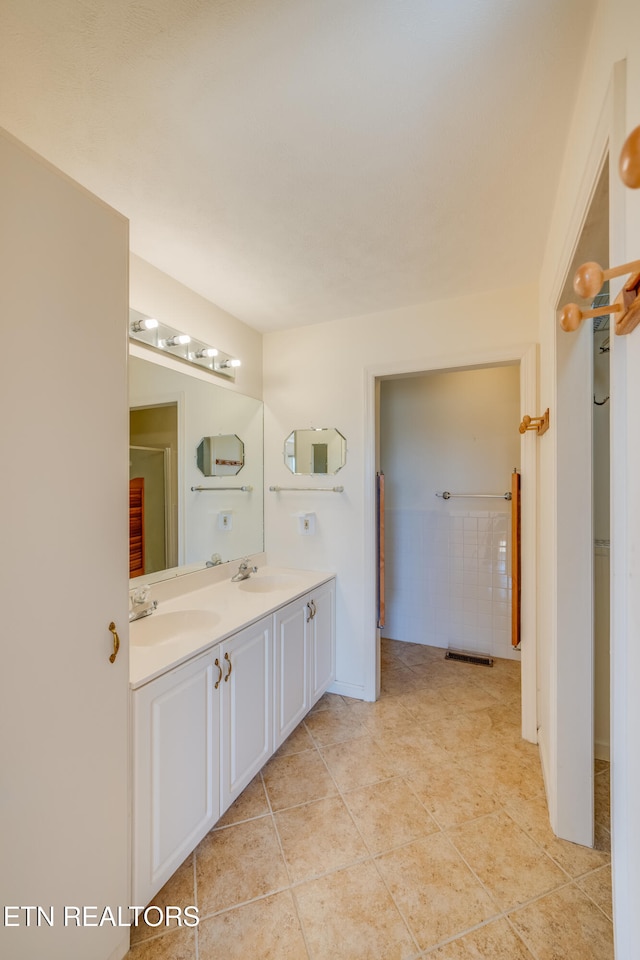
(536, 0, 640, 950)
(130, 253, 263, 400)
(380, 366, 521, 661)
(263, 283, 538, 699)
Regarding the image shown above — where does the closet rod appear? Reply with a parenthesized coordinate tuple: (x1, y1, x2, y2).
(191, 485, 253, 492)
(436, 491, 512, 501)
(269, 485, 344, 493)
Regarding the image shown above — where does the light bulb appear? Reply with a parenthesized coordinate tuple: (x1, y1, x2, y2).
(162, 334, 191, 347)
(130, 317, 159, 333)
(194, 347, 218, 358)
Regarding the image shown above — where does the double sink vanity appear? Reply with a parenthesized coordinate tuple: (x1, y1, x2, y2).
(129, 561, 336, 907)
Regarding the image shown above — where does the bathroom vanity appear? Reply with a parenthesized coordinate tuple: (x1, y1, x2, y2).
(130, 566, 335, 907)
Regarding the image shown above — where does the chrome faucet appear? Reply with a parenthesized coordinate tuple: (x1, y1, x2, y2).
(129, 583, 158, 622)
(231, 558, 258, 581)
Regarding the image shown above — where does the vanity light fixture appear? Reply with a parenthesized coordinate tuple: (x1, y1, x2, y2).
(128, 309, 242, 380)
(130, 316, 159, 333)
(193, 347, 218, 359)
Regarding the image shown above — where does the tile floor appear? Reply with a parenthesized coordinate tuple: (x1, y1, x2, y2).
(126, 640, 613, 959)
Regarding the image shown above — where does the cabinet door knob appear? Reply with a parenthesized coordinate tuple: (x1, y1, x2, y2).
(214, 658, 223, 689)
(306, 602, 313, 623)
(108, 622, 120, 664)
(224, 651, 233, 682)
(311, 600, 317, 619)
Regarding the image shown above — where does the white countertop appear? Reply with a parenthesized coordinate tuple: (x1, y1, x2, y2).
(129, 565, 334, 689)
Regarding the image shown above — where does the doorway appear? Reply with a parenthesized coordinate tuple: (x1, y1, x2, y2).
(129, 402, 179, 575)
(379, 365, 521, 667)
(365, 344, 538, 742)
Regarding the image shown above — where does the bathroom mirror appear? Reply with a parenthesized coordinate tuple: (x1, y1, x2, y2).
(284, 428, 347, 475)
(130, 353, 263, 583)
(197, 434, 244, 477)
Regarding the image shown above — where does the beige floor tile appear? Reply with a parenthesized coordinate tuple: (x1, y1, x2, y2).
(427, 917, 535, 959)
(294, 860, 417, 960)
(395, 642, 445, 666)
(262, 749, 337, 811)
(594, 769, 611, 831)
(377, 726, 451, 776)
(459, 746, 545, 804)
(503, 796, 610, 877)
(196, 816, 289, 916)
(375, 832, 498, 950)
(577, 864, 613, 920)
(343, 777, 439, 854)
(380, 669, 421, 696)
(308, 692, 350, 715)
(509, 882, 614, 960)
(130, 855, 195, 944)
(405, 761, 500, 829)
(273, 722, 316, 757)
(447, 810, 567, 911)
(198, 891, 309, 960)
(595, 820, 611, 853)
(124, 926, 196, 959)
(275, 796, 368, 883)
(303, 707, 368, 746)
(320, 736, 396, 790)
(423, 711, 500, 757)
(216, 774, 270, 827)
(400, 687, 463, 723)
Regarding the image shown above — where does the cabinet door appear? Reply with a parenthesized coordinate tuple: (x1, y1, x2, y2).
(133, 652, 219, 906)
(308, 580, 336, 707)
(220, 618, 272, 811)
(274, 599, 308, 748)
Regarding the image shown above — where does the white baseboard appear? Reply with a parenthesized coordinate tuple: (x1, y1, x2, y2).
(328, 679, 367, 701)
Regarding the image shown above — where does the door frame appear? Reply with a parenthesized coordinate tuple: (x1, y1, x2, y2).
(363, 342, 538, 743)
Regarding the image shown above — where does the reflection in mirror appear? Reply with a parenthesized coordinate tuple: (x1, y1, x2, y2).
(129, 353, 263, 584)
(284, 428, 347, 475)
(197, 434, 244, 477)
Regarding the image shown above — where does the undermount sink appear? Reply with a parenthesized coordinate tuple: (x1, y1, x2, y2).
(130, 609, 221, 647)
(238, 574, 304, 594)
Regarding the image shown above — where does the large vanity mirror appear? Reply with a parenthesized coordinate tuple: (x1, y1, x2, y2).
(129, 353, 263, 583)
(284, 428, 347, 475)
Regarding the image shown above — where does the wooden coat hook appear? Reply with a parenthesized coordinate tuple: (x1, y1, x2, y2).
(560, 261, 640, 336)
(519, 409, 549, 436)
(619, 125, 640, 189)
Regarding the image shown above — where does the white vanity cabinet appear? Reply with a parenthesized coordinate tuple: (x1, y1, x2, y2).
(132, 649, 220, 908)
(306, 579, 336, 707)
(274, 599, 309, 746)
(219, 617, 273, 810)
(274, 579, 336, 749)
(132, 574, 335, 906)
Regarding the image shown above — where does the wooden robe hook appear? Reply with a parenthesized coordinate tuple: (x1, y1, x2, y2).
(574, 259, 640, 299)
(559, 301, 621, 333)
(619, 125, 640, 189)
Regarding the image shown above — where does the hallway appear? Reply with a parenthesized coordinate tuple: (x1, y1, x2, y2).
(127, 639, 613, 959)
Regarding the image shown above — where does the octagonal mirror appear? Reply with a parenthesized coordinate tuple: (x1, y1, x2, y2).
(284, 428, 346, 475)
(197, 434, 244, 477)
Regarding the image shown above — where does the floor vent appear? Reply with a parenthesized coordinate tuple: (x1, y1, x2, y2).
(445, 650, 494, 667)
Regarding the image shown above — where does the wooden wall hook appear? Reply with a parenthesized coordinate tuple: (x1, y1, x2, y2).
(559, 301, 621, 332)
(619, 125, 640, 189)
(519, 409, 550, 436)
(574, 259, 640, 299)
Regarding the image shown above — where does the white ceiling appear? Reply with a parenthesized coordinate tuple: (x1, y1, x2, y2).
(0, 0, 595, 332)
